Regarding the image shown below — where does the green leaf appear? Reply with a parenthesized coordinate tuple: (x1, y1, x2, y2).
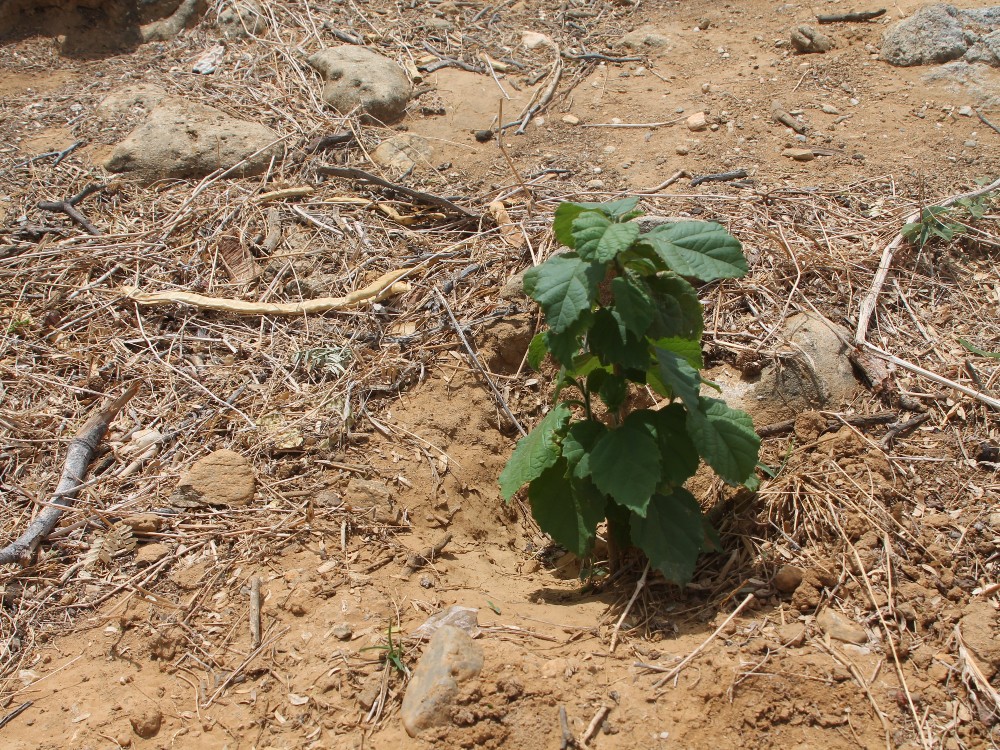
(561, 420, 606, 479)
(630, 488, 706, 586)
(652, 346, 701, 408)
(528, 459, 607, 557)
(611, 272, 655, 336)
(641, 221, 748, 281)
(589, 413, 661, 515)
(959, 338, 1000, 360)
(587, 369, 629, 412)
(523, 255, 602, 333)
(498, 403, 572, 500)
(686, 397, 760, 485)
(647, 275, 704, 341)
(650, 404, 700, 486)
(589, 309, 650, 371)
(553, 203, 586, 247)
(527, 332, 549, 370)
(573, 216, 640, 264)
(653, 336, 703, 370)
(574, 196, 641, 219)
(545, 317, 587, 366)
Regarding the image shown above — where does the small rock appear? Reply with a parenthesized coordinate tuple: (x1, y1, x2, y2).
(773, 565, 804, 593)
(129, 707, 163, 739)
(372, 134, 432, 171)
(308, 46, 412, 124)
(988, 511, 1000, 528)
(964, 140, 978, 148)
(790, 25, 834, 54)
(172, 449, 256, 507)
(820, 103, 840, 115)
(849, 97, 860, 106)
(782, 147, 815, 161)
(776, 622, 807, 648)
(675, 144, 690, 155)
(401, 626, 484, 736)
(120, 513, 164, 535)
(346, 478, 392, 511)
(615, 24, 672, 51)
(701, 82, 711, 93)
(474, 129, 493, 143)
(330, 623, 353, 641)
(686, 112, 708, 131)
(585, 179, 605, 189)
(817, 609, 868, 645)
(134, 543, 170, 567)
(958, 105, 975, 116)
(562, 113, 581, 125)
(106, 98, 282, 180)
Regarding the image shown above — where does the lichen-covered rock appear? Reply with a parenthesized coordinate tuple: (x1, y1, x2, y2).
(308, 46, 412, 124)
(105, 96, 283, 180)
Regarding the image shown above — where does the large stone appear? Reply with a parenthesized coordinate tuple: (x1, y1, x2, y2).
(94, 83, 167, 124)
(401, 625, 484, 737)
(308, 46, 412, 125)
(172, 449, 256, 507)
(217, 0, 265, 38)
(105, 97, 283, 180)
(882, 4, 1000, 67)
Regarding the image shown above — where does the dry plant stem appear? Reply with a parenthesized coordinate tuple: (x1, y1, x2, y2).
(37, 183, 107, 236)
(581, 705, 611, 747)
(513, 45, 562, 134)
(249, 576, 262, 649)
(645, 170, 687, 193)
(975, 109, 1000, 136)
(433, 288, 526, 436)
(316, 165, 479, 220)
(497, 100, 534, 215)
(0, 383, 140, 566)
(0, 701, 32, 730)
(203, 627, 289, 708)
(955, 625, 1000, 714)
(609, 561, 649, 653)
(651, 593, 754, 689)
(123, 268, 411, 315)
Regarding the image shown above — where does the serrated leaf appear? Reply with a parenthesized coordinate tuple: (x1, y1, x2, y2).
(650, 404, 700, 486)
(589, 309, 650, 371)
(589, 413, 661, 515)
(652, 346, 701, 407)
(686, 397, 760, 485)
(553, 203, 586, 247)
(529, 459, 606, 556)
(641, 221, 747, 281)
(630, 488, 706, 586)
(562, 420, 606, 479)
(523, 255, 602, 333)
(527, 332, 549, 370)
(647, 275, 703, 341)
(611, 272, 655, 336)
(653, 336, 703, 370)
(499, 403, 572, 500)
(574, 215, 639, 264)
(545, 317, 587, 366)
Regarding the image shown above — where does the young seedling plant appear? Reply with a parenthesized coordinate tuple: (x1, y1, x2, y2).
(499, 197, 761, 585)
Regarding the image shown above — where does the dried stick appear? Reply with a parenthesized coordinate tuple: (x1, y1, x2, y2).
(434, 288, 526, 436)
(955, 625, 1000, 715)
(123, 267, 412, 316)
(249, 576, 262, 649)
(645, 170, 687, 193)
(37, 183, 107, 236)
(317, 165, 479, 220)
(976, 109, 1000, 136)
(0, 702, 32, 730)
(497, 100, 534, 215)
(512, 45, 562, 134)
(690, 170, 750, 187)
(609, 561, 649, 653)
(651, 593, 754, 688)
(0, 383, 140, 565)
(816, 8, 886, 23)
(856, 175, 1000, 346)
(558, 705, 576, 749)
(580, 704, 611, 747)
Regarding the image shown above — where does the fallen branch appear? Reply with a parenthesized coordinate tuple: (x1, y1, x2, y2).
(317, 165, 479, 220)
(0, 383, 140, 566)
(37, 183, 108, 236)
(122, 267, 412, 316)
(690, 169, 750, 187)
(816, 9, 886, 23)
(610, 561, 649, 653)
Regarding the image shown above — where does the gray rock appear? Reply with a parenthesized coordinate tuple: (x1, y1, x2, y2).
(817, 609, 868, 644)
(346, 478, 392, 512)
(217, 0, 266, 38)
(308, 46, 412, 124)
(749, 312, 858, 416)
(105, 97, 283, 180)
(614, 24, 672, 51)
(171, 449, 256, 507)
(401, 625, 484, 737)
(882, 4, 1000, 67)
(923, 60, 1000, 107)
(791, 25, 834, 54)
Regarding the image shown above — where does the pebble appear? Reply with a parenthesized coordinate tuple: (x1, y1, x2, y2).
(782, 147, 815, 161)
(129, 707, 163, 739)
(773, 565, 804, 593)
(821, 103, 840, 115)
(686, 111, 708, 131)
(964, 140, 978, 148)
(585, 179, 605, 189)
(958, 105, 974, 117)
(849, 98, 860, 106)
(562, 113, 581, 125)
(675, 144, 690, 155)
(817, 609, 868, 645)
(330, 623, 353, 641)
(701, 82, 711, 93)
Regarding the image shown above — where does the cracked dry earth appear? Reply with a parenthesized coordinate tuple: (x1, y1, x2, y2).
(2, 1, 1000, 749)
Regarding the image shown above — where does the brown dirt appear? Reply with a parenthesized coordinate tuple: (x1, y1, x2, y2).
(2, 1, 1000, 749)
